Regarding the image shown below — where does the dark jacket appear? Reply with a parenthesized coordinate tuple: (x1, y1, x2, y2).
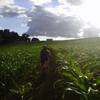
(40, 48, 50, 64)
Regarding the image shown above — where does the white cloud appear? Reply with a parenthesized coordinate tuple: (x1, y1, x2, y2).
(67, 0, 82, 6)
(6, 4, 27, 13)
(58, 0, 67, 5)
(18, 14, 29, 18)
(45, 4, 74, 16)
(45, 0, 79, 17)
(0, 0, 14, 6)
(0, 5, 27, 17)
(33, 35, 75, 41)
(21, 23, 27, 27)
(0, 0, 28, 18)
(58, 0, 83, 6)
(18, 14, 31, 26)
(29, 0, 51, 5)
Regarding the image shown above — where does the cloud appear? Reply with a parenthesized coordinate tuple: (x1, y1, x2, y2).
(45, 4, 73, 16)
(67, 0, 82, 6)
(0, 0, 28, 18)
(58, 0, 82, 6)
(83, 26, 100, 38)
(29, 0, 51, 5)
(26, 6, 83, 37)
(0, 5, 27, 17)
(0, 0, 14, 6)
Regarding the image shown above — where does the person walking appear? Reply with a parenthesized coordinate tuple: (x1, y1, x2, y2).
(40, 45, 51, 77)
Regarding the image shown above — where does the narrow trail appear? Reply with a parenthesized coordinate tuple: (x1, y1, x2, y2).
(32, 47, 58, 100)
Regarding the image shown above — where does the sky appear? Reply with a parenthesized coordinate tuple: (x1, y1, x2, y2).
(0, 0, 100, 38)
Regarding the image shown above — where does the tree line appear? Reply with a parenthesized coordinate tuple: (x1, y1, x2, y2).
(0, 29, 40, 44)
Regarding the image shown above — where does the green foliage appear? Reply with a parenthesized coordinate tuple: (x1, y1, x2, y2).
(0, 38, 100, 99)
(54, 64, 100, 100)
(0, 43, 42, 99)
(52, 38, 100, 100)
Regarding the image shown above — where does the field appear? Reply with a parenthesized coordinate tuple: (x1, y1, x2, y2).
(0, 38, 100, 100)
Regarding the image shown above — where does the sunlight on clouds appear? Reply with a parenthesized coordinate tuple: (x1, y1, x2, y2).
(74, 0, 100, 28)
(6, 4, 27, 14)
(0, 0, 14, 6)
(58, 0, 82, 6)
(45, 5, 73, 16)
(58, 0, 100, 28)
(29, 0, 51, 5)
(32, 36, 75, 41)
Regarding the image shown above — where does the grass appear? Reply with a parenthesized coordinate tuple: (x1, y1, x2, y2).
(0, 38, 100, 100)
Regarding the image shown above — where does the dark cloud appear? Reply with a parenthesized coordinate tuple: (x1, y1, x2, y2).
(26, 6, 83, 37)
(67, 0, 82, 6)
(83, 26, 100, 38)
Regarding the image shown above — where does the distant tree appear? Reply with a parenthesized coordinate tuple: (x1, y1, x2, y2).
(3, 29, 11, 43)
(0, 30, 4, 44)
(31, 37, 40, 42)
(0, 29, 20, 44)
(0, 30, 3, 34)
(22, 33, 29, 38)
(3, 29, 9, 33)
(3, 29, 20, 43)
(0, 29, 32, 44)
(10, 31, 19, 41)
(20, 33, 30, 42)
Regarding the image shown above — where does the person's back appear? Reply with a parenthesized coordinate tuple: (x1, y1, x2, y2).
(40, 45, 51, 80)
(39, 46, 56, 100)
(40, 46, 50, 65)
